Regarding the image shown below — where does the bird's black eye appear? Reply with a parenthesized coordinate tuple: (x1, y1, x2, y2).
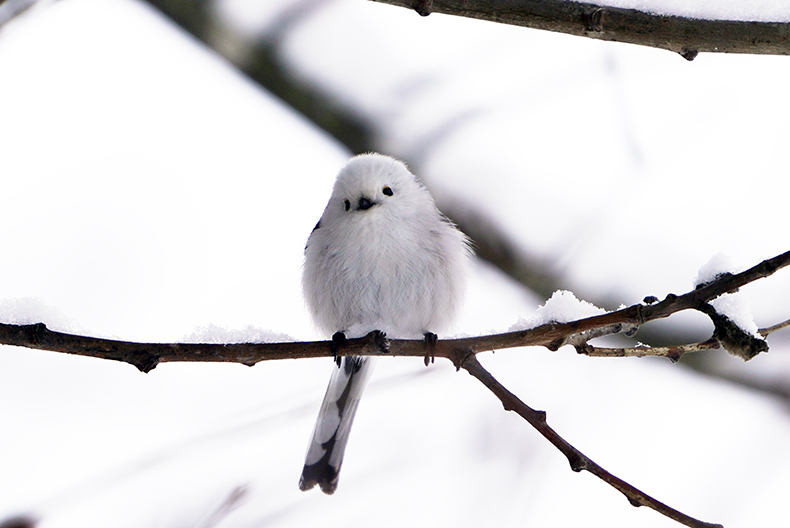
(382, 186, 393, 196)
(344, 199, 351, 211)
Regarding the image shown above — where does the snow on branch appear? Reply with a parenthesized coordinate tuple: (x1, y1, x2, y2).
(1, 250, 789, 528)
(5, 249, 787, 371)
(369, 0, 790, 60)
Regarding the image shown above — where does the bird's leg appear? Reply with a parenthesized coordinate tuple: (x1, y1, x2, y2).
(423, 332, 437, 366)
(331, 331, 348, 367)
(372, 330, 389, 353)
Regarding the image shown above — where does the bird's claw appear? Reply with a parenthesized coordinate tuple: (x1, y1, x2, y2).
(372, 330, 389, 353)
(423, 332, 437, 366)
(331, 331, 348, 367)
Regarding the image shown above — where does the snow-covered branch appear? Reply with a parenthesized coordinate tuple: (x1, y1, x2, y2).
(369, 0, 790, 60)
(1, 250, 788, 371)
(581, 316, 790, 362)
(1, 250, 787, 528)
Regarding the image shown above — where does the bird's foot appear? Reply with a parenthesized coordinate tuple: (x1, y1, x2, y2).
(423, 332, 437, 366)
(371, 330, 389, 353)
(331, 331, 348, 367)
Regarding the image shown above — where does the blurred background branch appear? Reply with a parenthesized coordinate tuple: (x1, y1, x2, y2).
(147, 0, 375, 153)
(0, 0, 40, 27)
(143, 0, 568, 297)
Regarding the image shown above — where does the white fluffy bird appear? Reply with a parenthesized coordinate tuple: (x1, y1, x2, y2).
(299, 153, 471, 494)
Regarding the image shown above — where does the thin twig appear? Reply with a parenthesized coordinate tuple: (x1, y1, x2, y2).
(759, 317, 790, 337)
(460, 354, 722, 528)
(198, 485, 249, 528)
(576, 338, 721, 362)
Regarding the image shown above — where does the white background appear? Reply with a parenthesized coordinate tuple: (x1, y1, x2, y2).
(1, 1, 789, 527)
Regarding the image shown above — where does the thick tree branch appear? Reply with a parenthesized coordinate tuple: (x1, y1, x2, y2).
(369, 0, 790, 60)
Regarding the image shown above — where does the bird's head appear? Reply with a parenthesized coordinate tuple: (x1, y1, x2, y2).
(325, 153, 433, 224)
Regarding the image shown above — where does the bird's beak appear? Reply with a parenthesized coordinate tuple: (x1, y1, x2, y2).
(356, 196, 376, 210)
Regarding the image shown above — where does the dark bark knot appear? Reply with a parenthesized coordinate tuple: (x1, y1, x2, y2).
(583, 8, 605, 33)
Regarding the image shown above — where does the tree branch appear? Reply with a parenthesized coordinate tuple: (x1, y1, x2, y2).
(578, 317, 790, 362)
(0, 0, 37, 29)
(577, 337, 721, 362)
(2, 250, 788, 528)
(759, 317, 790, 337)
(461, 354, 722, 528)
(369, 0, 790, 60)
(1, 250, 788, 371)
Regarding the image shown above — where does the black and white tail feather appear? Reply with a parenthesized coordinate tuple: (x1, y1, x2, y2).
(299, 355, 374, 494)
(300, 153, 471, 494)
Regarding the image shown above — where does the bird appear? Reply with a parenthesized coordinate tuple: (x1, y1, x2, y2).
(299, 153, 471, 494)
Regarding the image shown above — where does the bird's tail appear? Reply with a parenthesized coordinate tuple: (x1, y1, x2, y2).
(299, 355, 375, 494)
